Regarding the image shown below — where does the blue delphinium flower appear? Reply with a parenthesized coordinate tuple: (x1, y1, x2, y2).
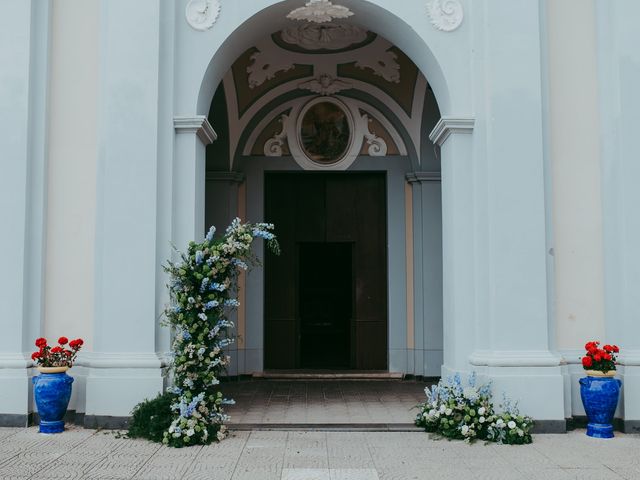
(224, 299, 240, 308)
(195, 250, 204, 264)
(205, 300, 219, 310)
(205, 226, 216, 242)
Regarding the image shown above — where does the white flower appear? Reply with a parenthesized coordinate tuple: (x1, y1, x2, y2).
(479, 416, 485, 423)
(439, 404, 446, 413)
(445, 408, 452, 416)
(496, 419, 505, 428)
(518, 429, 524, 437)
(463, 387, 479, 401)
(507, 420, 516, 429)
(428, 409, 436, 416)
(461, 425, 469, 435)
(478, 407, 485, 415)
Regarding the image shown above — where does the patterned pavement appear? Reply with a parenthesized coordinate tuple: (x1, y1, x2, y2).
(222, 380, 430, 427)
(0, 426, 639, 480)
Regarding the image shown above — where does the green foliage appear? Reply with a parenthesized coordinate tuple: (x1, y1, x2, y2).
(128, 392, 176, 444)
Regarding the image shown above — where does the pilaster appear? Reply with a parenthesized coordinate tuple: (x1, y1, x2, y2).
(406, 172, 443, 377)
(0, 0, 51, 425)
(85, 0, 166, 423)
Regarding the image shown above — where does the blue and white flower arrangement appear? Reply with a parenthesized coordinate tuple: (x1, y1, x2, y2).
(162, 218, 279, 447)
(415, 372, 533, 444)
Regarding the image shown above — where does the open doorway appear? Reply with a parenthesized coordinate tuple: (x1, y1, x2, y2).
(264, 172, 387, 370)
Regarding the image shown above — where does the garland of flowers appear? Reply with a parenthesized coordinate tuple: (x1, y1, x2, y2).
(162, 218, 279, 447)
(415, 372, 533, 445)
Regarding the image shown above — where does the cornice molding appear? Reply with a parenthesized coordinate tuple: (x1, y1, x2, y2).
(428, 116, 474, 146)
(406, 171, 441, 183)
(174, 115, 217, 145)
(206, 171, 245, 183)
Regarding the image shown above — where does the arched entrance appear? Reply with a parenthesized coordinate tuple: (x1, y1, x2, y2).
(170, 0, 565, 424)
(196, 12, 444, 375)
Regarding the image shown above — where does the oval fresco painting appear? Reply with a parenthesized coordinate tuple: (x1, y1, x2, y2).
(299, 101, 351, 164)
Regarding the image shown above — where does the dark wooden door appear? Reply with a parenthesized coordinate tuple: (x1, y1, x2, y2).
(264, 172, 387, 370)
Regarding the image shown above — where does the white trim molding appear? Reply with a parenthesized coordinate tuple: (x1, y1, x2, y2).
(428, 116, 474, 146)
(174, 115, 217, 145)
(469, 349, 563, 367)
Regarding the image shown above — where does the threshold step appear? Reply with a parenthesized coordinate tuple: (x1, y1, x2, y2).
(255, 371, 404, 380)
(228, 423, 421, 432)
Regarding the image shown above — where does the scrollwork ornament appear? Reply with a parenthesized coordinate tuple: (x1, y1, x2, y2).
(426, 0, 463, 32)
(362, 114, 387, 157)
(264, 115, 289, 157)
(186, 0, 221, 31)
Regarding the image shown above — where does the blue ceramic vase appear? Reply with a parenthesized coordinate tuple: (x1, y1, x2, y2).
(579, 374, 621, 438)
(33, 368, 74, 434)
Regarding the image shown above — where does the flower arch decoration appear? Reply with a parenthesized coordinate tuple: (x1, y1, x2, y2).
(162, 219, 279, 446)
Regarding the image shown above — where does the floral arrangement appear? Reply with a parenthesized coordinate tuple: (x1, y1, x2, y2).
(161, 218, 278, 447)
(581, 341, 619, 372)
(415, 372, 533, 445)
(31, 337, 84, 368)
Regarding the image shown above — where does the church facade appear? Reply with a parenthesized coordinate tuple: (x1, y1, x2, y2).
(2, 0, 640, 432)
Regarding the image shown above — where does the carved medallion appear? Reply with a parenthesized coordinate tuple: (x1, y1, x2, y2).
(281, 24, 368, 50)
(287, 0, 354, 24)
(426, 0, 464, 32)
(185, 0, 221, 31)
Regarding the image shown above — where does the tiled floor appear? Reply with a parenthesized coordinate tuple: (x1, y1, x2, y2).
(221, 380, 431, 427)
(0, 427, 639, 479)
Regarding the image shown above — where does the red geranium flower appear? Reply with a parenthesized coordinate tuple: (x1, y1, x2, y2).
(69, 338, 84, 349)
(603, 352, 612, 361)
(50, 346, 63, 354)
(612, 345, 620, 353)
(58, 336, 68, 345)
(31, 351, 41, 361)
(64, 350, 72, 357)
(35, 337, 47, 348)
(581, 356, 593, 368)
(594, 353, 602, 362)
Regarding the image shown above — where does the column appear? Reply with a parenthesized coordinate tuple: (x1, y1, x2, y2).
(85, 0, 166, 426)
(429, 119, 476, 375)
(467, 0, 564, 427)
(596, 0, 640, 432)
(0, 0, 50, 425)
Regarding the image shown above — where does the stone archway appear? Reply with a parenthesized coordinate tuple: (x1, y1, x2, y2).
(171, 0, 565, 425)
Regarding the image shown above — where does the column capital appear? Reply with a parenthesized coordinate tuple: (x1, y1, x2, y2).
(174, 115, 217, 145)
(406, 171, 441, 183)
(429, 116, 475, 146)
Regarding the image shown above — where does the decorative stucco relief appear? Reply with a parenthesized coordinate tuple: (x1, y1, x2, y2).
(355, 50, 401, 83)
(287, 0, 354, 23)
(298, 74, 353, 95)
(361, 114, 388, 156)
(281, 24, 367, 50)
(426, 0, 464, 32)
(246, 51, 295, 88)
(185, 0, 221, 31)
(264, 115, 289, 156)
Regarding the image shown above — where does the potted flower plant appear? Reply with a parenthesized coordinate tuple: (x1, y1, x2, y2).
(579, 341, 621, 438)
(31, 337, 84, 433)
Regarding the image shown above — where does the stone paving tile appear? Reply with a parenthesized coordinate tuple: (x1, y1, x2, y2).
(0, 428, 638, 479)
